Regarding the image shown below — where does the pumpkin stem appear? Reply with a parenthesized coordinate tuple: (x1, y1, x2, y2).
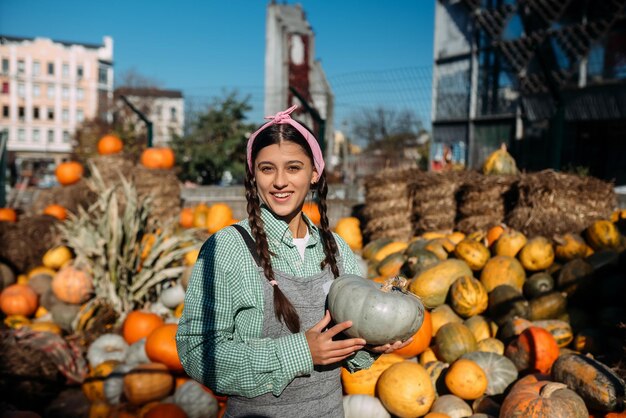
(381, 276, 409, 293)
(540, 382, 568, 398)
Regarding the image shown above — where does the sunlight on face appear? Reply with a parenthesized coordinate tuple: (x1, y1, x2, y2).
(255, 142, 318, 223)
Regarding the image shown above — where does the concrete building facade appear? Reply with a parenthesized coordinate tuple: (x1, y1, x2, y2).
(0, 34, 113, 180)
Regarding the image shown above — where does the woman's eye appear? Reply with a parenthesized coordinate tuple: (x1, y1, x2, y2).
(260, 166, 274, 173)
(287, 166, 301, 172)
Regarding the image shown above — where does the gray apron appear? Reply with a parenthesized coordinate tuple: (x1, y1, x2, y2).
(225, 225, 344, 418)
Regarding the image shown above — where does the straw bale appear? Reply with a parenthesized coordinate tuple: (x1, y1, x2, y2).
(367, 225, 413, 241)
(133, 167, 182, 227)
(89, 154, 135, 187)
(363, 199, 411, 219)
(456, 215, 502, 234)
(0, 215, 60, 273)
(30, 179, 97, 217)
(364, 213, 412, 232)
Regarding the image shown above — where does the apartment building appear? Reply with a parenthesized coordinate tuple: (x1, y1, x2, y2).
(114, 87, 184, 146)
(0, 34, 113, 181)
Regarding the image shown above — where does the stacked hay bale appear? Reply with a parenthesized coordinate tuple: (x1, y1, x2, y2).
(507, 170, 616, 237)
(411, 171, 463, 234)
(455, 172, 519, 233)
(363, 168, 417, 241)
(30, 180, 97, 216)
(133, 166, 181, 226)
(0, 215, 60, 273)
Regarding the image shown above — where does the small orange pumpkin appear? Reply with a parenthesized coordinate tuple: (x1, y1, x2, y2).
(302, 202, 321, 225)
(206, 203, 233, 234)
(43, 204, 67, 221)
(145, 324, 184, 372)
(0, 284, 38, 316)
(55, 161, 84, 186)
(377, 361, 435, 417)
(97, 134, 123, 155)
(179, 208, 194, 228)
(51, 265, 94, 304)
(140, 147, 176, 169)
(445, 358, 488, 400)
(505, 326, 559, 374)
(0, 208, 17, 222)
(122, 310, 165, 345)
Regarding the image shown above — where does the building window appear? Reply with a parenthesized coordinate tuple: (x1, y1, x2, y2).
(63, 131, 70, 143)
(33, 129, 40, 142)
(33, 84, 40, 97)
(77, 65, 83, 79)
(98, 66, 108, 84)
(1, 58, 8, 73)
(17, 60, 25, 74)
(77, 88, 84, 101)
(18, 129, 25, 142)
(2, 82, 9, 94)
(62, 109, 69, 122)
(2, 106, 8, 118)
(47, 84, 55, 99)
(18, 83, 25, 98)
(62, 63, 69, 78)
(62, 86, 69, 100)
(48, 109, 54, 120)
(77, 109, 84, 122)
(170, 107, 177, 121)
(18, 107, 25, 120)
(33, 107, 40, 119)
(33, 61, 40, 76)
(47, 129, 55, 143)
(48, 62, 54, 75)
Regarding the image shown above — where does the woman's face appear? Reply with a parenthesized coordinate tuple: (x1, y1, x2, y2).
(254, 141, 318, 221)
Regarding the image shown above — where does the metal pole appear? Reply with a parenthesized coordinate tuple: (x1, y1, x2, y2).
(120, 95, 154, 148)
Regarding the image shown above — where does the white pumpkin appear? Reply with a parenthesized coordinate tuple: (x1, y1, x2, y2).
(87, 333, 129, 368)
(160, 284, 186, 309)
(430, 394, 474, 418)
(343, 395, 390, 418)
(104, 363, 133, 405)
(173, 380, 219, 418)
(125, 338, 150, 366)
(148, 301, 172, 317)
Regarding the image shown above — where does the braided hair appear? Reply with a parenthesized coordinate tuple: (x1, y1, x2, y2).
(245, 123, 339, 333)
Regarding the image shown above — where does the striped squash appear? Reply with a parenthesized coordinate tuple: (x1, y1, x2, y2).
(450, 276, 488, 318)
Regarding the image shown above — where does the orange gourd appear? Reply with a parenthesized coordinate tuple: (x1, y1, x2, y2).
(519, 237, 555, 272)
(123, 362, 174, 406)
(335, 217, 363, 251)
(97, 134, 123, 155)
(55, 161, 84, 186)
(51, 265, 94, 304)
(454, 239, 490, 271)
(0, 208, 17, 222)
(145, 324, 184, 372)
(140, 147, 176, 170)
(302, 202, 321, 225)
(179, 208, 194, 228)
(43, 204, 67, 221)
(494, 228, 527, 257)
(206, 203, 233, 234)
(0, 284, 38, 316)
(486, 224, 505, 247)
(377, 361, 435, 417)
(394, 309, 433, 358)
(192, 203, 210, 228)
(122, 311, 165, 345)
(585, 220, 620, 250)
(444, 358, 488, 400)
(159, 147, 176, 169)
(505, 326, 559, 374)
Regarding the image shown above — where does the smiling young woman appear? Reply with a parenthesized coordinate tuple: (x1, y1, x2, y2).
(176, 105, 410, 418)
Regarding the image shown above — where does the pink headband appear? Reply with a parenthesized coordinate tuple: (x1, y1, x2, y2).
(246, 105, 325, 175)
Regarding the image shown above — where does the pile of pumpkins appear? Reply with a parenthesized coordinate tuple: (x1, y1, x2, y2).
(342, 216, 626, 418)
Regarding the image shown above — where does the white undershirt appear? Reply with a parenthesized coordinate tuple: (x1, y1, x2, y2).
(292, 230, 310, 261)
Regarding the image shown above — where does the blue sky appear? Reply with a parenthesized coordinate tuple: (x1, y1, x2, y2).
(0, 0, 435, 129)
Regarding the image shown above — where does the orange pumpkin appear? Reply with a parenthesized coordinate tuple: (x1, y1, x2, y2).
(206, 203, 233, 234)
(97, 134, 123, 155)
(486, 224, 505, 247)
(122, 311, 165, 345)
(159, 147, 176, 169)
(394, 309, 433, 358)
(454, 239, 490, 271)
(55, 161, 84, 186)
(505, 326, 559, 374)
(51, 265, 94, 304)
(43, 204, 67, 221)
(192, 203, 211, 228)
(145, 324, 184, 372)
(140, 147, 175, 169)
(143, 403, 187, 418)
(340, 353, 404, 395)
(335, 217, 363, 251)
(179, 208, 194, 228)
(377, 361, 435, 417)
(0, 208, 17, 222)
(494, 228, 527, 257)
(302, 202, 321, 225)
(585, 220, 620, 250)
(0, 284, 38, 316)
(444, 358, 488, 400)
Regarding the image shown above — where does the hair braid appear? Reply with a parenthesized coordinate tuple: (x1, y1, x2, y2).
(316, 173, 340, 278)
(244, 169, 300, 333)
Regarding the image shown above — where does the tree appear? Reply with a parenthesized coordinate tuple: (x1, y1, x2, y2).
(171, 91, 256, 185)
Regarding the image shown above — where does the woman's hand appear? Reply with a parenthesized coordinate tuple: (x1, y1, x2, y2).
(367, 338, 414, 355)
(306, 310, 366, 366)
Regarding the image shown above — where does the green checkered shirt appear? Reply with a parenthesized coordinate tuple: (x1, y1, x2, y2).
(176, 206, 377, 398)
